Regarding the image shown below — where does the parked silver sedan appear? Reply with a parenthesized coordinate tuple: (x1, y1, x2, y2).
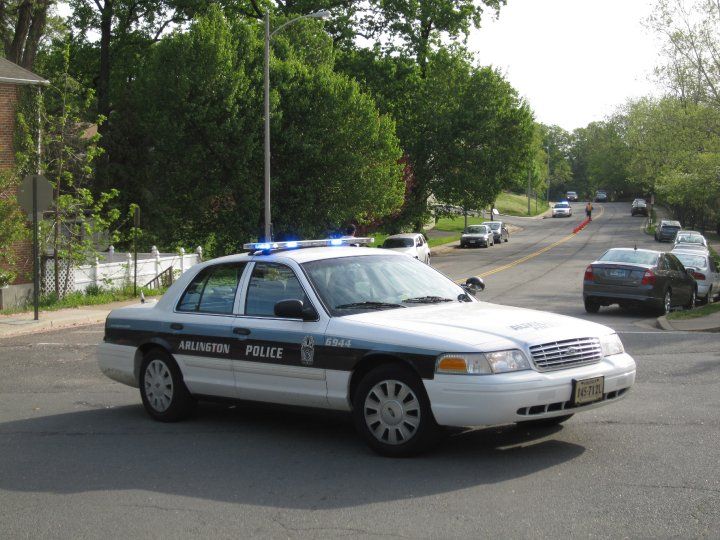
(460, 225, 494, 248)
(673, 231, 708, 252)
(671, 249, 720, 303)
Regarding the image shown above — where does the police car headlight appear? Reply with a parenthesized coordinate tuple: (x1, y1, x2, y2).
(435, 350, 530, 375)
(436, 353, 492, 375)
(600, 333, 624, 357)
(484, 349, 531, 373)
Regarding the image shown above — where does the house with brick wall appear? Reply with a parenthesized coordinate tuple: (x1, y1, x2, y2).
(0, 57, 48, 309)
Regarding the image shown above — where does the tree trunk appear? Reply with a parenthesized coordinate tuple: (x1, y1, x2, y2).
(7, 0, 33, 64)
(20, 0, 48, 69)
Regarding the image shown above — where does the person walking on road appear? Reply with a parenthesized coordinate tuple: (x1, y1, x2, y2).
(585, 201, 593, 221)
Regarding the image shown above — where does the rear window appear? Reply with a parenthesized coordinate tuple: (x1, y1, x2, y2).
(676, 234, 704, 244)
(383, 238, 414, 248)
(485, 223, 500, 230)
(674, 253, 707, 269)
(599, 249, 659, 266)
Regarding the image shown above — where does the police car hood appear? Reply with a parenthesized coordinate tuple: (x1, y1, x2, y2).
(336, 302, 614, 352)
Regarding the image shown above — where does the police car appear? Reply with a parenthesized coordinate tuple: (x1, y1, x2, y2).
(98, 238, 636, 456)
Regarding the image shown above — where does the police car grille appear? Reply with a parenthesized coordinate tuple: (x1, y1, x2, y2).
(529, 337, 602, 371)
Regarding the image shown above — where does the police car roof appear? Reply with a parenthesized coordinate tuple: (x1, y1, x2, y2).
(205, 246, 402, 266)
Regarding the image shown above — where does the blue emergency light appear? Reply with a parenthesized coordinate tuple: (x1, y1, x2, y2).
(243, 237, 374, 253)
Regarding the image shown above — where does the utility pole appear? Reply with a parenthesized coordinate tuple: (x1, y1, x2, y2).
(527, 169, 531, 215)
(546, 146, 551, 205)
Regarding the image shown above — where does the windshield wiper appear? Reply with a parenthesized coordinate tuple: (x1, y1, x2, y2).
(402, 296, 455, 304)
(335, 301, 405, 310)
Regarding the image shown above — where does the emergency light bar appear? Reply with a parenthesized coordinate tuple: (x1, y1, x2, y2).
(243, 237, 374, 253)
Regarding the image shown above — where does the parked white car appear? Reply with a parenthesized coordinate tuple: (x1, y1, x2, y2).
(672, 249, 720, 303)
(381, 233, 431, 264)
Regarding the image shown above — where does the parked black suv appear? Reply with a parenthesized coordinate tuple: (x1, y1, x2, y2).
(654, 220, 682, 242)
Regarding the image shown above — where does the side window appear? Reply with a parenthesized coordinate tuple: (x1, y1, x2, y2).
(177, 269, 211, 312)
(416, 236, 422, 247)
(709, 258, 718, 273)
(177, 263, 246, 314)
(245, 263, 308, 317)
(667, 255, 682, 272)
(198, 264, 246, 314)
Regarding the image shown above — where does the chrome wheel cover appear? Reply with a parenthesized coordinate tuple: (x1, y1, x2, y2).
(144, 359, 174, 412)
(364, 380, 421, 445)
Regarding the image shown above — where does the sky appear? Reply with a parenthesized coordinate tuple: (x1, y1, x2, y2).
(468, 0, 664, 132)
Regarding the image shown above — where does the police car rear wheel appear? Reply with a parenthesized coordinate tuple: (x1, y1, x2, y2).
(140, 350, 194, 422)
(353, 365, 438, 457)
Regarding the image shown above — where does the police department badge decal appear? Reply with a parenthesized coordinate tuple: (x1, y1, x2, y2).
(301, 335, 315, 366)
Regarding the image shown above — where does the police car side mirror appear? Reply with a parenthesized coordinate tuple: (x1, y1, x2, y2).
(462, 276, 485, 296)
(274, 299, 317, 321)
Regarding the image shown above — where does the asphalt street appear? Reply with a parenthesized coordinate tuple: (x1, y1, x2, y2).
(1, 202, 719, 538)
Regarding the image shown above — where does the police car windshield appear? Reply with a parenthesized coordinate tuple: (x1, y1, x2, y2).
(302, 255, 466, 316)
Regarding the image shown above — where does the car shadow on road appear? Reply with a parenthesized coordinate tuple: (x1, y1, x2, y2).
(0, 402, 585, 509)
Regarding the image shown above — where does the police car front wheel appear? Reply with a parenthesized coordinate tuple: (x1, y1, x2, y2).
(352, 365, 438, 457)
(139, 349, 195, 422)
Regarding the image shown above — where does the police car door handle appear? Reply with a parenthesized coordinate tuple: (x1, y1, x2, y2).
(170, 323, 183, 330)
(233, 327, 251, 336)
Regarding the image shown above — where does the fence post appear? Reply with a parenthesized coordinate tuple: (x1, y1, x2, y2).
(93, 257, 100, 287)
(126, 252, 132, 286)
(196, 246, 203, 262)
(108, 245, 115, 257)
(153, 247, 161, 279)
(179, 247, 185, 274)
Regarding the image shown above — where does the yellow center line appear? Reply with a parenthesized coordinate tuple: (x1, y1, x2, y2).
(455, 205, 604, 282)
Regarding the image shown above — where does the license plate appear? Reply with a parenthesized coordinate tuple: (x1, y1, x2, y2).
(608, 269, 627, 278)
(469, 240, 477, 243)
(573, 376, 604, 405)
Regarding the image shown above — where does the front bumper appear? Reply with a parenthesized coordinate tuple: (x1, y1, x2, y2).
(424, 353, 635, 427)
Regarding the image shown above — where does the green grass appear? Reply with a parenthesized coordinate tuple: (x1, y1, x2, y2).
(496, 192, 549, 217)
(667, 301, 720, 320)
(0, 285, 165, 315)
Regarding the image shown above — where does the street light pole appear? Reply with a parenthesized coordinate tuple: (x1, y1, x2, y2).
(263, 9, 330, 243)
(546, 146, 551, 204)
(264, 10, 271, 242)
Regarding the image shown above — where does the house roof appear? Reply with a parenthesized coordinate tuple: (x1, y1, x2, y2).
(0, 57, 48, 86)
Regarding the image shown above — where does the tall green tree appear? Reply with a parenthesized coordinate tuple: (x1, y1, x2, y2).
(119, 7, 403, 253)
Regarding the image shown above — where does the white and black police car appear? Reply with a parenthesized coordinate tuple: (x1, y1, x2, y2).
(98, 238, 636, 456)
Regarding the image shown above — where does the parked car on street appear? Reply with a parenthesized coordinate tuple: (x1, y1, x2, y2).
(583, 248, 697, 314)
(483, 221, 509, 243)
(595, 190, 608, 202)
(631, 199, 648, 217)
(98, 237, 636, 457)
(672, 231, 708, 252)
(382, 233, 431, 264)
(671, 249, 720, 304)
(654, 220, 682, 242)
(566, 191, 579, 201)
(460, 225, 494, 248)
(552, 201, 573, 218)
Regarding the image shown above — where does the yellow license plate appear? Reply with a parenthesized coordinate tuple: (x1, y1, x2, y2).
(573, 376, 604, 405)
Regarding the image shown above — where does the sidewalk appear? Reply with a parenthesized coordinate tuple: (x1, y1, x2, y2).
(657, 310, 720, 332)
(0, 299, 140, 339)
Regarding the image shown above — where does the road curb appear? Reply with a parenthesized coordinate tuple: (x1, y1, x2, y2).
(656, 314, 720, 332)
(0, 312, 109, 338)
(656, 315, 675, 331)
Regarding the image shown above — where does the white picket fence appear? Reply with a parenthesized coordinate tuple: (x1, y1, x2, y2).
(42, 246, 202, 295)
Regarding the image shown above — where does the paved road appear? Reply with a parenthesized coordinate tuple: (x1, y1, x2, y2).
(433, 202, 664, 332)
(1, 203, 719, 538)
